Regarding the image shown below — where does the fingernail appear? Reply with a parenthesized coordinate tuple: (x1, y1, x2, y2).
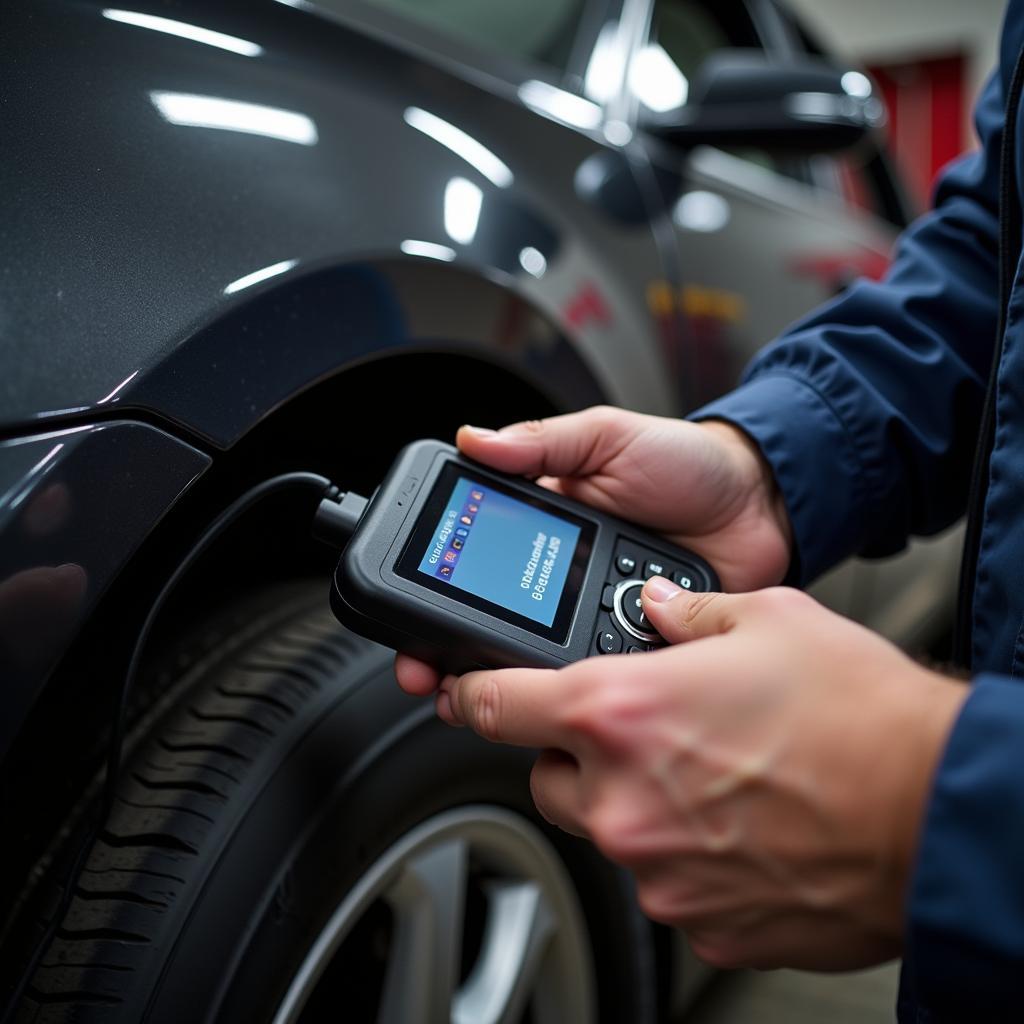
(644, 575, 682, 602)
(461, 424, 497, 437)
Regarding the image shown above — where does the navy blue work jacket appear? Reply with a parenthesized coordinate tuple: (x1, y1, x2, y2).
(695, 4, 1024, 1019)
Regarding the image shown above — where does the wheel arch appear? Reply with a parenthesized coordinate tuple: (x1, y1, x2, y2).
(0, 332, 610, 953)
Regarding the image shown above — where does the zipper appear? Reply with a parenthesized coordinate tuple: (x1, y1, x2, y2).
(953, 44, 1024, 667)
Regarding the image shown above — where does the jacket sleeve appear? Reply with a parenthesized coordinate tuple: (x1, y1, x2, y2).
(901, 672, 1024, 1018)
(690, 70, 1006, 585)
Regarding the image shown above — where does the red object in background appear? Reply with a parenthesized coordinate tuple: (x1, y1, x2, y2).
(870, 55, 967, 208)
(564, 283, 612, 330)
(790, 249, 891, 287)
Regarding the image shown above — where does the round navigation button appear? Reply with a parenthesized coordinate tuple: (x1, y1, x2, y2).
(620, 587, 649, 632)
(611, 580, 661, 643)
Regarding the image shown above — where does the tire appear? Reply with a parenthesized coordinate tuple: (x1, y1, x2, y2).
(16, 583, 658, 1023)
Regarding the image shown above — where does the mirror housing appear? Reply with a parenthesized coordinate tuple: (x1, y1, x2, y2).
(644, 49, 885, 152)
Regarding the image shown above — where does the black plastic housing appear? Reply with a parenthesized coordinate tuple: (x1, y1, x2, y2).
(330, 440, 720, 674)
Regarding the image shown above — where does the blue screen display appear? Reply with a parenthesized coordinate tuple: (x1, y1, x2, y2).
(416, 476, 581, 627)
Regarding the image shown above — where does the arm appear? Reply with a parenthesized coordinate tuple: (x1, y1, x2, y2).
(902, 672, 1024, 1017)
(694, 68, 1008, 584)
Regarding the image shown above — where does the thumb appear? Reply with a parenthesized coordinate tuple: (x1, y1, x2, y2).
(640, 576, 736, 644)
(456, 409, 627, 478)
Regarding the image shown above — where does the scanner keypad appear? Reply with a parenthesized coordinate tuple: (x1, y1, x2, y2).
(592, 536, 712, 655)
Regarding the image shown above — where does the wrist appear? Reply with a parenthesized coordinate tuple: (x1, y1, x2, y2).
(699, 419, 794, 560)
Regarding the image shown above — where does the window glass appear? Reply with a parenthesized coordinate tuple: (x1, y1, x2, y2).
(633, 1, 759, 114)
(763, 2, 904, 221)
(360, 0, 588, 74)
(641, 1, 813, 183)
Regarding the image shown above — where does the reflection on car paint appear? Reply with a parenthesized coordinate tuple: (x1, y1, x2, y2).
(404, 107, 514, 188)
(103, 9, 263, 57)
(564, 283, 612, 330)
(224, 258, 299, 296)
(150, 92, 319, 146)
(0, 424, 209, 756)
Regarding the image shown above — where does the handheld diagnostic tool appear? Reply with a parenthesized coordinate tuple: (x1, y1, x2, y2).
(329, 440, 720, 674)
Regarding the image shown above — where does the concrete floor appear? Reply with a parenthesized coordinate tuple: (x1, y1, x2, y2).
(685, 962, 901, 1023)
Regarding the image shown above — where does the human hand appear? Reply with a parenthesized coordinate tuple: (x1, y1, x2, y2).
(432, 579, 967, 971)
(396, 406, 793, 696)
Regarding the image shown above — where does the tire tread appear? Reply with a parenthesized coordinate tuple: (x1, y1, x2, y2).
(20, 591, 376, 1020)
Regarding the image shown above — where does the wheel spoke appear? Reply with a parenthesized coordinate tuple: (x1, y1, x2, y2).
(377, 838, 469, 1024)
(453, 881, 556, 1024)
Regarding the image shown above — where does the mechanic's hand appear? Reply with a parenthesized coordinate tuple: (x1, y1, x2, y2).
(433, 579, 967, 972)
(395, 406, 793, 696)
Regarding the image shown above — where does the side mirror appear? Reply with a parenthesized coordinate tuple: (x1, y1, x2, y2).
(644, 49, 885, 152)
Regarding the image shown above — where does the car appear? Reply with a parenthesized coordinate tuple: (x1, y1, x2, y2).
(0, 1, 956, 1020)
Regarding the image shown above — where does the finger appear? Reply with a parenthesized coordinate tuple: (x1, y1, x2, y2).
(534, 475, 564, 494)
(640, 579, 739, 644)
(455, 408, 629, 479)
(435, 675, 465, 728)
(394, 653, 442, 696)
(443, 666, 579, 751)
(531, 749, 588, 838)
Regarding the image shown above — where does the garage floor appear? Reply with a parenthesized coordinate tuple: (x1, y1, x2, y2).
(685, 962, 900, 1023)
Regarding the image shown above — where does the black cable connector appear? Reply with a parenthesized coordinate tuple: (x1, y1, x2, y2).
(312, 488, 369, 549)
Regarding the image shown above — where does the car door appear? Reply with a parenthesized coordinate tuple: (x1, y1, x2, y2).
(620, 0, 959, 645)
(621, 0, 898, 402)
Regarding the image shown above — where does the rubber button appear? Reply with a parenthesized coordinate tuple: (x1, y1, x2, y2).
(616, 554, 637, 575)
(626, 645, 644, 654)
(601, 584, 616, 611)
(597, 629, 623, 654)
(673, 566, 701, 590)
(643, 559, 668, 579)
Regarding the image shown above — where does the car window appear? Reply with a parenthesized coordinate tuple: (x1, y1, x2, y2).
(774, 6, 909, 226)
(360, 0, 589, 75)
(631, 0, 760, 114)
(637, 1, 811, 184)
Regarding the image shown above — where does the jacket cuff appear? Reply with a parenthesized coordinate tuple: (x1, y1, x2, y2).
(689, 372, 867, 585)
(906, 674, 1024, 1018)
